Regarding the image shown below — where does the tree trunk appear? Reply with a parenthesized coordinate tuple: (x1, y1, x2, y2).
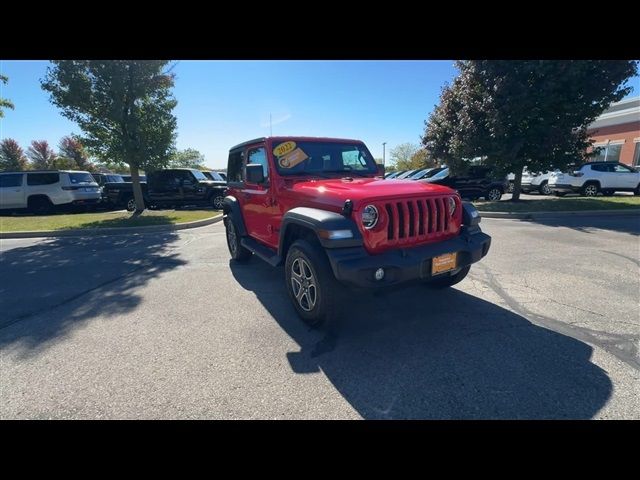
(511, 166, 524, 202)
(129, 165, 146, 213)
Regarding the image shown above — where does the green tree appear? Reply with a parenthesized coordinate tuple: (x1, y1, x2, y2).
(390, 143, 420, 170)
(27, 140, 57, 169)
(58, 135, 95, 171)
(0, 138, 28, 171)
(0, 75, 14, 118)
(169, 148, 205, 169)
(41, 61, 178, 212)
(423, 60, 638, 200)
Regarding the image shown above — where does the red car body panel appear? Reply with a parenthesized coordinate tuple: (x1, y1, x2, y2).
(227, 137, 462, 254)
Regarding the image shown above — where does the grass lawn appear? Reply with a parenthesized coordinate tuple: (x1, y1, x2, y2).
(0, 209, 221, 233)
(474, 195, 640, 212)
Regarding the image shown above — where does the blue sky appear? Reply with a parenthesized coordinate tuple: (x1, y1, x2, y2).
(1, 60, 638, 170)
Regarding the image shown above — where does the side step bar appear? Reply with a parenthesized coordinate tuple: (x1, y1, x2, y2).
(240, 237, 282, 267)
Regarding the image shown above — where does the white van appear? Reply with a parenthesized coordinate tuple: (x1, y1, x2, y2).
(0, 170, 100, 214)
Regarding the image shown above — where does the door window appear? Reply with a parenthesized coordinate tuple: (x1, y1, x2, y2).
(227, 150, 244, 183)
(613, 164, 634, 173)
(246, 147, 269, 182)
(27, 172, 59, 185)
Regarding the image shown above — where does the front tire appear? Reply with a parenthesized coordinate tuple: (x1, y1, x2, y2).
(285, 239, 339, 327)
(225, 216, 251, 262)
(507, 181, 514, 193)
(124, 195, 136, 212)
(426, 266, 471, 289)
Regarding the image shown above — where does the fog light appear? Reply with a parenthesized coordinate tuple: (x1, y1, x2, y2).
(374, 268, 385, 281)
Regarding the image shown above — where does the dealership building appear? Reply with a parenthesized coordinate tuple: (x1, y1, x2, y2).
(587, 96, 640, 167)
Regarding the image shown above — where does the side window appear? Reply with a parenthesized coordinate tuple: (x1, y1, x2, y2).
(0, 174, 23, 188)
(27, 173, 59, 186)
(227, 150, 244, 183)
(613, 164, 633, 173)
(590, 164, 608, 172)
(246, 146, 269, 182)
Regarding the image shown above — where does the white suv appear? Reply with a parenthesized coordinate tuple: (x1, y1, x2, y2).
(0, 170, 101, 214)
(520, 169, 557, 195)
(548, 162, 640, 197)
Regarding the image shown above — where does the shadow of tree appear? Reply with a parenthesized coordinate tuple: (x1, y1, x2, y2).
(0, 232, 185, 355)
(518, 214, 640, 236)
(230, 257, 613, 419)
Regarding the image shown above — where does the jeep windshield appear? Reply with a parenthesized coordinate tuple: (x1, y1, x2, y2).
(272, 140, 378, 177)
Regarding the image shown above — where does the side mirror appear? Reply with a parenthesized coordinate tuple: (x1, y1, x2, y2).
(246, 164, 265, 184)
(377, 164, 385, 177)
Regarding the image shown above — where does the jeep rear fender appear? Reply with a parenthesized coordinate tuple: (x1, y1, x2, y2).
(223, 196, 247, 236)
(278, 207, 363, 257)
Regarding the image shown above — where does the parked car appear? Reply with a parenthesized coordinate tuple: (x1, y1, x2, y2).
(410, 166, 447, 181)
(393, 169, 420, 180)
(0, 170, 100, 214)
(92, 173, 125, 187)
(520, 169, 556, 195)
(384, 170, 406, 179)
(423, 166, 507, 202)
(120, 174, 147, 182)
(223, 136, 491, 325)
(549, 162, 640, 197)
(103, 168, 227, 211)
(201, 170, 227, 182)
(217, 172, 227, 181)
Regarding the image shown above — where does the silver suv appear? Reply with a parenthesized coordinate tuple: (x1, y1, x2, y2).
(0, 170, 100, 214)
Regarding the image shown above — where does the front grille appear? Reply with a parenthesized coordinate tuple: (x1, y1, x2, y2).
(384, 197, 453, 244)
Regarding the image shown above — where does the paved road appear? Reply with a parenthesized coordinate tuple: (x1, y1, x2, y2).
(1, 215, 638, 419)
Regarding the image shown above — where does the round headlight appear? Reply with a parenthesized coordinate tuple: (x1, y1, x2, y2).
(448, 197, 456, 216)
(361, 205, 379, 229)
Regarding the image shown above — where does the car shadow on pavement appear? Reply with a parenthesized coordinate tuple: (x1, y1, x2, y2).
(0, 233, 185, 355)
(230, 258, 613, 419)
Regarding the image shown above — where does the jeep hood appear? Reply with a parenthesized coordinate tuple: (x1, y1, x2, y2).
(286, 177, 456, 208)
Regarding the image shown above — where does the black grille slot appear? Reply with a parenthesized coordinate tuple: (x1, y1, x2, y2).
(397, 202, 405, 239)
(417, 200, 425, 235)
(385, 203, 394, 240)
(407, 202, 415, 237)
(425, 200, 433, 234)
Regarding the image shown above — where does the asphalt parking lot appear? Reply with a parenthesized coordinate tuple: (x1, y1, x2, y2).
(0, 215, 638, 419)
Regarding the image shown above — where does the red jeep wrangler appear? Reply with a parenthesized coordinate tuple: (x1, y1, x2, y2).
(223, 137, 491, 325)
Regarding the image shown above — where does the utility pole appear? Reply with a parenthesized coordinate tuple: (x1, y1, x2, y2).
(382, 142, 387, 166)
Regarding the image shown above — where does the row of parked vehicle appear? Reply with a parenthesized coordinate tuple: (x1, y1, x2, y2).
(0, 168, 229, 214)
(386, 161, 640, 201)
(384, 166, 508, 201)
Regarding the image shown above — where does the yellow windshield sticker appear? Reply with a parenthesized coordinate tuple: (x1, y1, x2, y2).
(273, 141, 296, 158)
(278, 148, 308, 168)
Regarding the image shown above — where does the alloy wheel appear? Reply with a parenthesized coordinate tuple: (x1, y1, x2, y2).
(290, 258, 317, 312)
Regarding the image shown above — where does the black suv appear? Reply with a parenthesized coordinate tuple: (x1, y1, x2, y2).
(103, 168, 227, 211)
(423, 166, 507, 201)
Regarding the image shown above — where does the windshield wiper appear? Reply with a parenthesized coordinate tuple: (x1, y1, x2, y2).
(322, 169, 371, 178)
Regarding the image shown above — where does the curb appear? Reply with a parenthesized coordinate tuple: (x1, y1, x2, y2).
(480, 209, 640, 220)
(0, 214, 223, 239)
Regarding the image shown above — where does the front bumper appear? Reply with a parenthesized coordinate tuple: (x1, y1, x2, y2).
(549, 183, 580, 193)
(325, 226, 491, 288)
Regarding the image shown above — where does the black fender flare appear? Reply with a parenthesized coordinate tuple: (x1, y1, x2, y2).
(278, 207, 363, 258)
(222, 195, 247, 236)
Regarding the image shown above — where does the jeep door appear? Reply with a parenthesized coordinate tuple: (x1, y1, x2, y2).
(240, 144, 279, 248)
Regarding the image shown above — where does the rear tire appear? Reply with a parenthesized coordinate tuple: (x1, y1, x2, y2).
(27, 196, 53, 215)
(285, 239, 339, 327)
(225, 216, 252, 262)
(581, 182, 599, 197)
(426, 266, 471, 289)
(507, 181, 514, 193)
(123, 195, 136, 212)
(486, 188, 502, 202)
(539, 181, 551, 195)
(212, 194, 225, 210)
